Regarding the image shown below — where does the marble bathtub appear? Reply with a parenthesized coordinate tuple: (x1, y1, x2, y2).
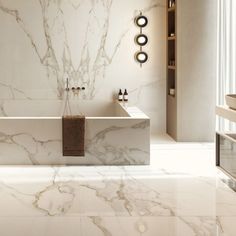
(0, 101, 150, 165)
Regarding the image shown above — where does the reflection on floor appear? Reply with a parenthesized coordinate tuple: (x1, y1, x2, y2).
(0, 135, 236, 236)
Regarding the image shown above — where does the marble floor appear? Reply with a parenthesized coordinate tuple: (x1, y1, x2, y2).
(0, 135, 236, 235)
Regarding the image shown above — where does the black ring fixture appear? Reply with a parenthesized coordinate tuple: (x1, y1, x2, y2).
(134, 12, 149, 66)
(135, 34, 148, 46)
(135, 15, 148, 28)
(135, 51, 148, 64)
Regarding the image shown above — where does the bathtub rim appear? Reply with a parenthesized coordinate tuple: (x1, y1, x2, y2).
(0, 101, 150, 120)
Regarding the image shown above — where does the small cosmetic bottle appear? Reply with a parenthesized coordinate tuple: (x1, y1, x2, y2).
(124, 89, 128, 102)
(118, 89, 123, 102)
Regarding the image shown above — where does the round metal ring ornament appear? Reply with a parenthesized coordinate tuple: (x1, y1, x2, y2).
(135, 51, 148, 64)
(135, 34, 148, 46)
(135, 15, 148, 28)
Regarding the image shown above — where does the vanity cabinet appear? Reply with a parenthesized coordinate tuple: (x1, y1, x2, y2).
(216, 133, 236, 179)
(216, 106, 236, 179)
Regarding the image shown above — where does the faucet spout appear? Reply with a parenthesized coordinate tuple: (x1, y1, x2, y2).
(66, 78, 69, 91)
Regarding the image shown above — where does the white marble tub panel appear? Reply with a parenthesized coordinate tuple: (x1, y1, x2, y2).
(0, 102, 150, 165)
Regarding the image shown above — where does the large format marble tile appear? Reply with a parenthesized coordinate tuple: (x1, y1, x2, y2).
(0, 166, 236, 218)
(0, 142, 235, 235)
(0, 216, 235, 236)
(0, 217, 83, 236)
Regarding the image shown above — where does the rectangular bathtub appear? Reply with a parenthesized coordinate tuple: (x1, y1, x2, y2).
(0, 101, 150, 165)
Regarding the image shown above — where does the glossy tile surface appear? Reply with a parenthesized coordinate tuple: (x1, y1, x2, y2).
(0, 140, 236, 235)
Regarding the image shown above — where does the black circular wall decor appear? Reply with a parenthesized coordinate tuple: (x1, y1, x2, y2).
(135, 51, 148, 64)
(135, 34, 148, 46)
(134, 12, 149, 66)
(135, 15, 148, 28)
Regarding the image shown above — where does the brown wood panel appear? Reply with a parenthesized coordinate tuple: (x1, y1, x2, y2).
(166, 0, 177, 139)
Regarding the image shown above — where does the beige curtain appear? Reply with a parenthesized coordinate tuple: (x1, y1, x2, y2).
(217, 0, 236, 131)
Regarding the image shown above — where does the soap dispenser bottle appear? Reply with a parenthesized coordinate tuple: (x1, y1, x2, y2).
(124, 89, 128, 102)
(118, 89, 123, 102)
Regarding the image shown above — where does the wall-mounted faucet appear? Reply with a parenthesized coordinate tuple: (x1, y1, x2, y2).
(71, 87, 85, 91)
(65, 79, 86, 96)
(72, 87, 85, 96)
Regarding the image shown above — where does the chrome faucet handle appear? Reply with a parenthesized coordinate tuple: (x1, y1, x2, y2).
(75, 87, 85, 90)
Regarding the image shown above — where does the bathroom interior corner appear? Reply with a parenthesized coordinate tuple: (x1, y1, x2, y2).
(0, 0, 236, 235)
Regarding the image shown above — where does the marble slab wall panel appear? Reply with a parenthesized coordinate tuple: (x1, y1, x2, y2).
(0, 117, 150, 165)
(0, 0, 166, 133)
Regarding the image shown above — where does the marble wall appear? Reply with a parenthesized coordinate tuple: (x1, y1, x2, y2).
(176, 0, 217, 141)
(0, 0, 166, 133)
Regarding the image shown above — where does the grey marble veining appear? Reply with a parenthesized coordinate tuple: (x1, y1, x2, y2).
(0, 0, 162, 99)
(0, 101, 150, 165)
(0, 143, 235, 235)
(0, 100, 6, 117)
(0, 0, 166, 133)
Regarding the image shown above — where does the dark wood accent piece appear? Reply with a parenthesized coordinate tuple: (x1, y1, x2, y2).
(166, 0, 177, 139)
(168, 6, 175, 12)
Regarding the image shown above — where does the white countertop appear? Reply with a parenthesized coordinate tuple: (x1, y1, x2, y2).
(216, 106, 236, 123)
(118, 102, 149, 119)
